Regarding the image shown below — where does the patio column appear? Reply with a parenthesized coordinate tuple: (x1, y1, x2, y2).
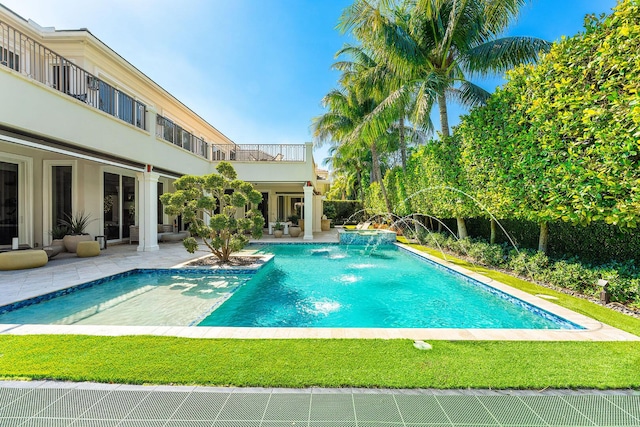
(303, 184, 314, 240)
(136, 167, 160, 252)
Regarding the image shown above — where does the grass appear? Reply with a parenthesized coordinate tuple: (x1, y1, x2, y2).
(1, 336, 639, 389)
(1, 240, 639, 389)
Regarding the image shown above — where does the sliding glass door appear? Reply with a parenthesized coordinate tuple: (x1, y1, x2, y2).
(104, 172, 135, 241)
(0, 161, 18, 245)
(51, 165, 72, 230)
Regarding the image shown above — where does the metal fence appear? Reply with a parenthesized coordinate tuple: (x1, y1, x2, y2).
(0, 19, 146, 130)
(233, 144, 306, 162)
(155, 115, 209, 159)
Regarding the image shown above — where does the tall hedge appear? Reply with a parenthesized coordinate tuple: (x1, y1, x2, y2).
(457, 0, 640, 252)
(376, 0, 640, 264)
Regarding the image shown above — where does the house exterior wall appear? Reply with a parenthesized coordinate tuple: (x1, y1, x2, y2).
(0, 6, 325, 249)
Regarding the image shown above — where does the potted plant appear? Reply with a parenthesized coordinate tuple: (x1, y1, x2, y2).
(288, 214, 301, 237)
(273, 221, 284, 238)
(48, 225, 68, 250)
(59, 211, 94, 253)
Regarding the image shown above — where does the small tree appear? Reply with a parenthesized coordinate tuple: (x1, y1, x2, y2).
(160, 162, 264, 262)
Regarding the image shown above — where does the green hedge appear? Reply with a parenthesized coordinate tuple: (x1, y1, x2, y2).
(465, 218, 640, 264)
(323, 200, 364, 224)
(413, 230, 640, 308)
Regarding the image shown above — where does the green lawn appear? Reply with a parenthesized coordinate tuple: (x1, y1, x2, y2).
(1, 336, 639, 389)
(1, 242, 639, 389)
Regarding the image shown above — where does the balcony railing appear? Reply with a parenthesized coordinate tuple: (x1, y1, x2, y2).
(0, 19, 146, 130)
(231, 144, 306, 162)
(155, 114, 210, 159)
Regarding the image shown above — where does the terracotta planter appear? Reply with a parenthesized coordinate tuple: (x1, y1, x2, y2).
(63, 234, 92, 253)
(289, 226, 301, 237)
(274, 230, 284, 238)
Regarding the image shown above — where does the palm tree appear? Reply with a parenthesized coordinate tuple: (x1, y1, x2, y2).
(339, 0, 550, 236)
(324, 142, 368, 200)
(313, 46, 400, 212)
(312, 85, 393, 211)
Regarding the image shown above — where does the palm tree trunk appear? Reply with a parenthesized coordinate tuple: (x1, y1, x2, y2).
(438, 91, 450, 137)
(371, 142, 392, 213)
(437, 91, 467, 236)
(399, 117, 407, 170)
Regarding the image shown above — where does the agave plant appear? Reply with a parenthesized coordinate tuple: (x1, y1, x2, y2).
(58, 211, 93, 235)
(48, 225, 69, 240)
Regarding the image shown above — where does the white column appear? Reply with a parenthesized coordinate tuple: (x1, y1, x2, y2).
(303, 185, 314, 240)
(136, 169, 160, 252)
(313, 195, 323, 232)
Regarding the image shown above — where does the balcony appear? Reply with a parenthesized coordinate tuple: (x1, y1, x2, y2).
(0, 19, 146, 130)
(229, 144, 306, 162)
(157, 113, 307, 163)
(2, 18, 308, 167)
(155, 114, 209, 159)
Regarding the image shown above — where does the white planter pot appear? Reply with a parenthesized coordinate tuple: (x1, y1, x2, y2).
(63, 234, 92, 253)
(289, 226, 301, 237)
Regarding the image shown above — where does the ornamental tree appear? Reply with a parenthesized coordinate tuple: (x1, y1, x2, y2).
(160, 162, 264, 262)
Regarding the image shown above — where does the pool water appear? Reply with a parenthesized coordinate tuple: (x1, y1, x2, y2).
(0, 270, 250, 326)
(198, 245, 579, 329)
(0, 245, 581, 329)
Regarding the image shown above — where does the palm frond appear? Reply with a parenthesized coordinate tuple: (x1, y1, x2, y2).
(464, 36, 551, 76)
(448, 81, 491, 108)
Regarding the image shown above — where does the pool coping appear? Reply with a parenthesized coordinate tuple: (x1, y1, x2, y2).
(0, 243, 638, 341)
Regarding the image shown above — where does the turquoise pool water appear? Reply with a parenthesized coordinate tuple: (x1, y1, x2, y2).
(0, 244, 581, 329)
(198, 245, 579, 329)
(0, 270, 250, 326)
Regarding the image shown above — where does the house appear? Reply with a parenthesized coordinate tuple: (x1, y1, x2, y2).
(0, 4, 326, 251)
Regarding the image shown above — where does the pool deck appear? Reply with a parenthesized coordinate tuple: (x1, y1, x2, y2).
(0, 229, 637, 342)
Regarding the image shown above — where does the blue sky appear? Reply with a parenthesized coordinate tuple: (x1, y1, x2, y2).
(3, 0, 619, 167)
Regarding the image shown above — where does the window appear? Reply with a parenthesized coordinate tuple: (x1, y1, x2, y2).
(52, 64, 70, 92)
(0, 46, 20, 72)
(51, 166, 72, 230)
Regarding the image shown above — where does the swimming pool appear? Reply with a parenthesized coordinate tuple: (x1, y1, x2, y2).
(0, 244, 582, 330)
(199, 244, 580, 329)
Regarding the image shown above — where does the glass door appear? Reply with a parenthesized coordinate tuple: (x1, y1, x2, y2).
(0, 161, 18, 245)
(103, 172, 120, 240)
(51, 165, 72, 230)
(103, 172, 136, 242)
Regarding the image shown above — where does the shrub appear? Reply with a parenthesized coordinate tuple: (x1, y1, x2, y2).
(323, 200, 364, 224)
(414, 231, 640, 307)
(160, 162, 264, 262)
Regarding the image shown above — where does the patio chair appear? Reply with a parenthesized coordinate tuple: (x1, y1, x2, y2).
(355, 221, 371, 230)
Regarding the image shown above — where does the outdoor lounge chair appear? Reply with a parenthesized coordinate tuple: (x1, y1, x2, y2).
(355, 221, 371, 230)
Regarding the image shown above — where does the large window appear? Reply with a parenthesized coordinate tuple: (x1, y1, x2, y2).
(0, 46, 20, 72)
(51, 165, 72, 230)
(157, 182, 164, 225)
(52, 64, 70, 93)
(0, 162, 18, 245)
(104, 172, 135, 241)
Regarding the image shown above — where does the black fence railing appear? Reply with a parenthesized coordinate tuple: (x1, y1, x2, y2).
(155, 115, 209, 159)
(0, 19, 146, 130)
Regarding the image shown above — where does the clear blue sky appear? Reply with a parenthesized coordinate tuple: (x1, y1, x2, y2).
(2, 0, 619, 167)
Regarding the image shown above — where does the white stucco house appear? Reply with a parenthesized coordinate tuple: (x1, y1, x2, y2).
(0, 4, 327, 251)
